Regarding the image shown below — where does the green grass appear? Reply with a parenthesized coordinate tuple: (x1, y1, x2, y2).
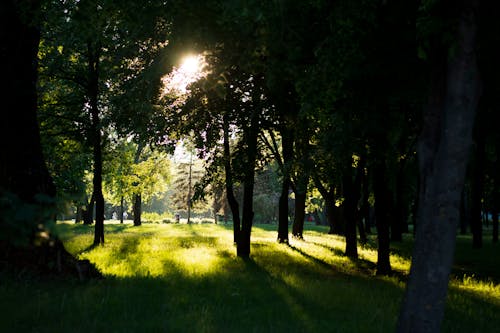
(1, 222, 499, 332)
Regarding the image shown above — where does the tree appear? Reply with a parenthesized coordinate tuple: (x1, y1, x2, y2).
(397, 1, 481, 331)
(0, 0, 56, 245)
(0, 0, 101, 280)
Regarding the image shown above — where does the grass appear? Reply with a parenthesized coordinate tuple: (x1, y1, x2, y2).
(1, 221, 499, 332)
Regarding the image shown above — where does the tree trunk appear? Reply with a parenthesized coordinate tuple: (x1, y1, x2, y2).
(397, 2, 480, 331)
(87, 41, 105, 246)
(223, 114, 241, 244)
(0, 0, 56, 238)
(392, 161, 405, 241)
(373, 161, 391, 275)
(361, 166, 371, 234)
(75, 205, 82, 223)
(292, 188, 307, 239)
(343, 166, 360, 259)
(237, 116, 258, 258)
(277, 128, 293, 243)
(120, 196, 124, 224)
(356, 157, 367, 245)
(133, 194, 142, 226)
(470, 119, 485, 248)
(83, 193, 94, 225)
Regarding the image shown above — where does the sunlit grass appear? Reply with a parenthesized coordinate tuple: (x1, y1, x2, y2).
(1, 221, 499, 332)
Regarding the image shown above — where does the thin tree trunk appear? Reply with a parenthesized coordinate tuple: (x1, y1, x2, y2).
(361, 165, 371, 234)
(292, 189, 307, 239)
(133, 194, 141, 226)
(83, 193, 94, 225)
(87, 41, 104, 246)
(343, 167, 359, 259)
(75, 205, 82, 223)
(278, 128, 293, 243)
(223, 114, 240, 243)
(237, 117, 258, 258)
(397, 1, 480, 331)
(373, 160, 391, 275)
(120, 196, 124, 224)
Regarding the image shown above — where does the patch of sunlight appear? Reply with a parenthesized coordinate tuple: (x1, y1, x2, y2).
(169, 247, 223, 276)
(451, 275, 500, 304)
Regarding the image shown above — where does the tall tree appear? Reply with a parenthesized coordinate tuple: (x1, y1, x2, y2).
(397, 1, 481, 331)
(0, 0, 56, 245)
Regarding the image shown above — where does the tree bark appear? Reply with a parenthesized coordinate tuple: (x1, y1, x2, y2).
(292, 188, 307, 239)
(373, 160, 392, 275)
(83, 193, 94, 225)
(361, 165, 371, 234)
(277, 128, 293, 243)
(120, 196, 124, 224)
(223, 114, 240, 244)
(87, 41, 105, 246)
(343, 166, 360, 259)
(0, 0, 56, 236)
(397, 1, 480, 331)
(237, 115, 258, 258)
(133, 194, 142, 226)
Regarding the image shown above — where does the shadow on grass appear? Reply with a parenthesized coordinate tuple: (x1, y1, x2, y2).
(286, 244, 335, 270)
(38, 223, 500, 333)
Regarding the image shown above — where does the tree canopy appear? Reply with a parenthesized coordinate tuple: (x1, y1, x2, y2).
(1, 0, 496, 332)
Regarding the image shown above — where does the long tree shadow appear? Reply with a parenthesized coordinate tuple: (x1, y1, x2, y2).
(296, 241, 409, 281)
(286, 244, 336, 270)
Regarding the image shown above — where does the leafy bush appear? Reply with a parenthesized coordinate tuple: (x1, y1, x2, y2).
(142, 212, 172, 224)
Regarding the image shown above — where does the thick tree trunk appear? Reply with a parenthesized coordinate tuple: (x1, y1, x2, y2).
(133, 194, 142, 226)
(397, 2, 480, 331)
(223, 114, 240, 244)
(0, 0, 56, 236)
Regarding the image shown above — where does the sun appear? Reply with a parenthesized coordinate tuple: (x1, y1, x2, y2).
(161, 54, 207, 96)
(179, 55, 201, 75)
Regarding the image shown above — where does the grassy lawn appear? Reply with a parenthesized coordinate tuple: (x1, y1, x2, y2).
(1, 221, 499, 332)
